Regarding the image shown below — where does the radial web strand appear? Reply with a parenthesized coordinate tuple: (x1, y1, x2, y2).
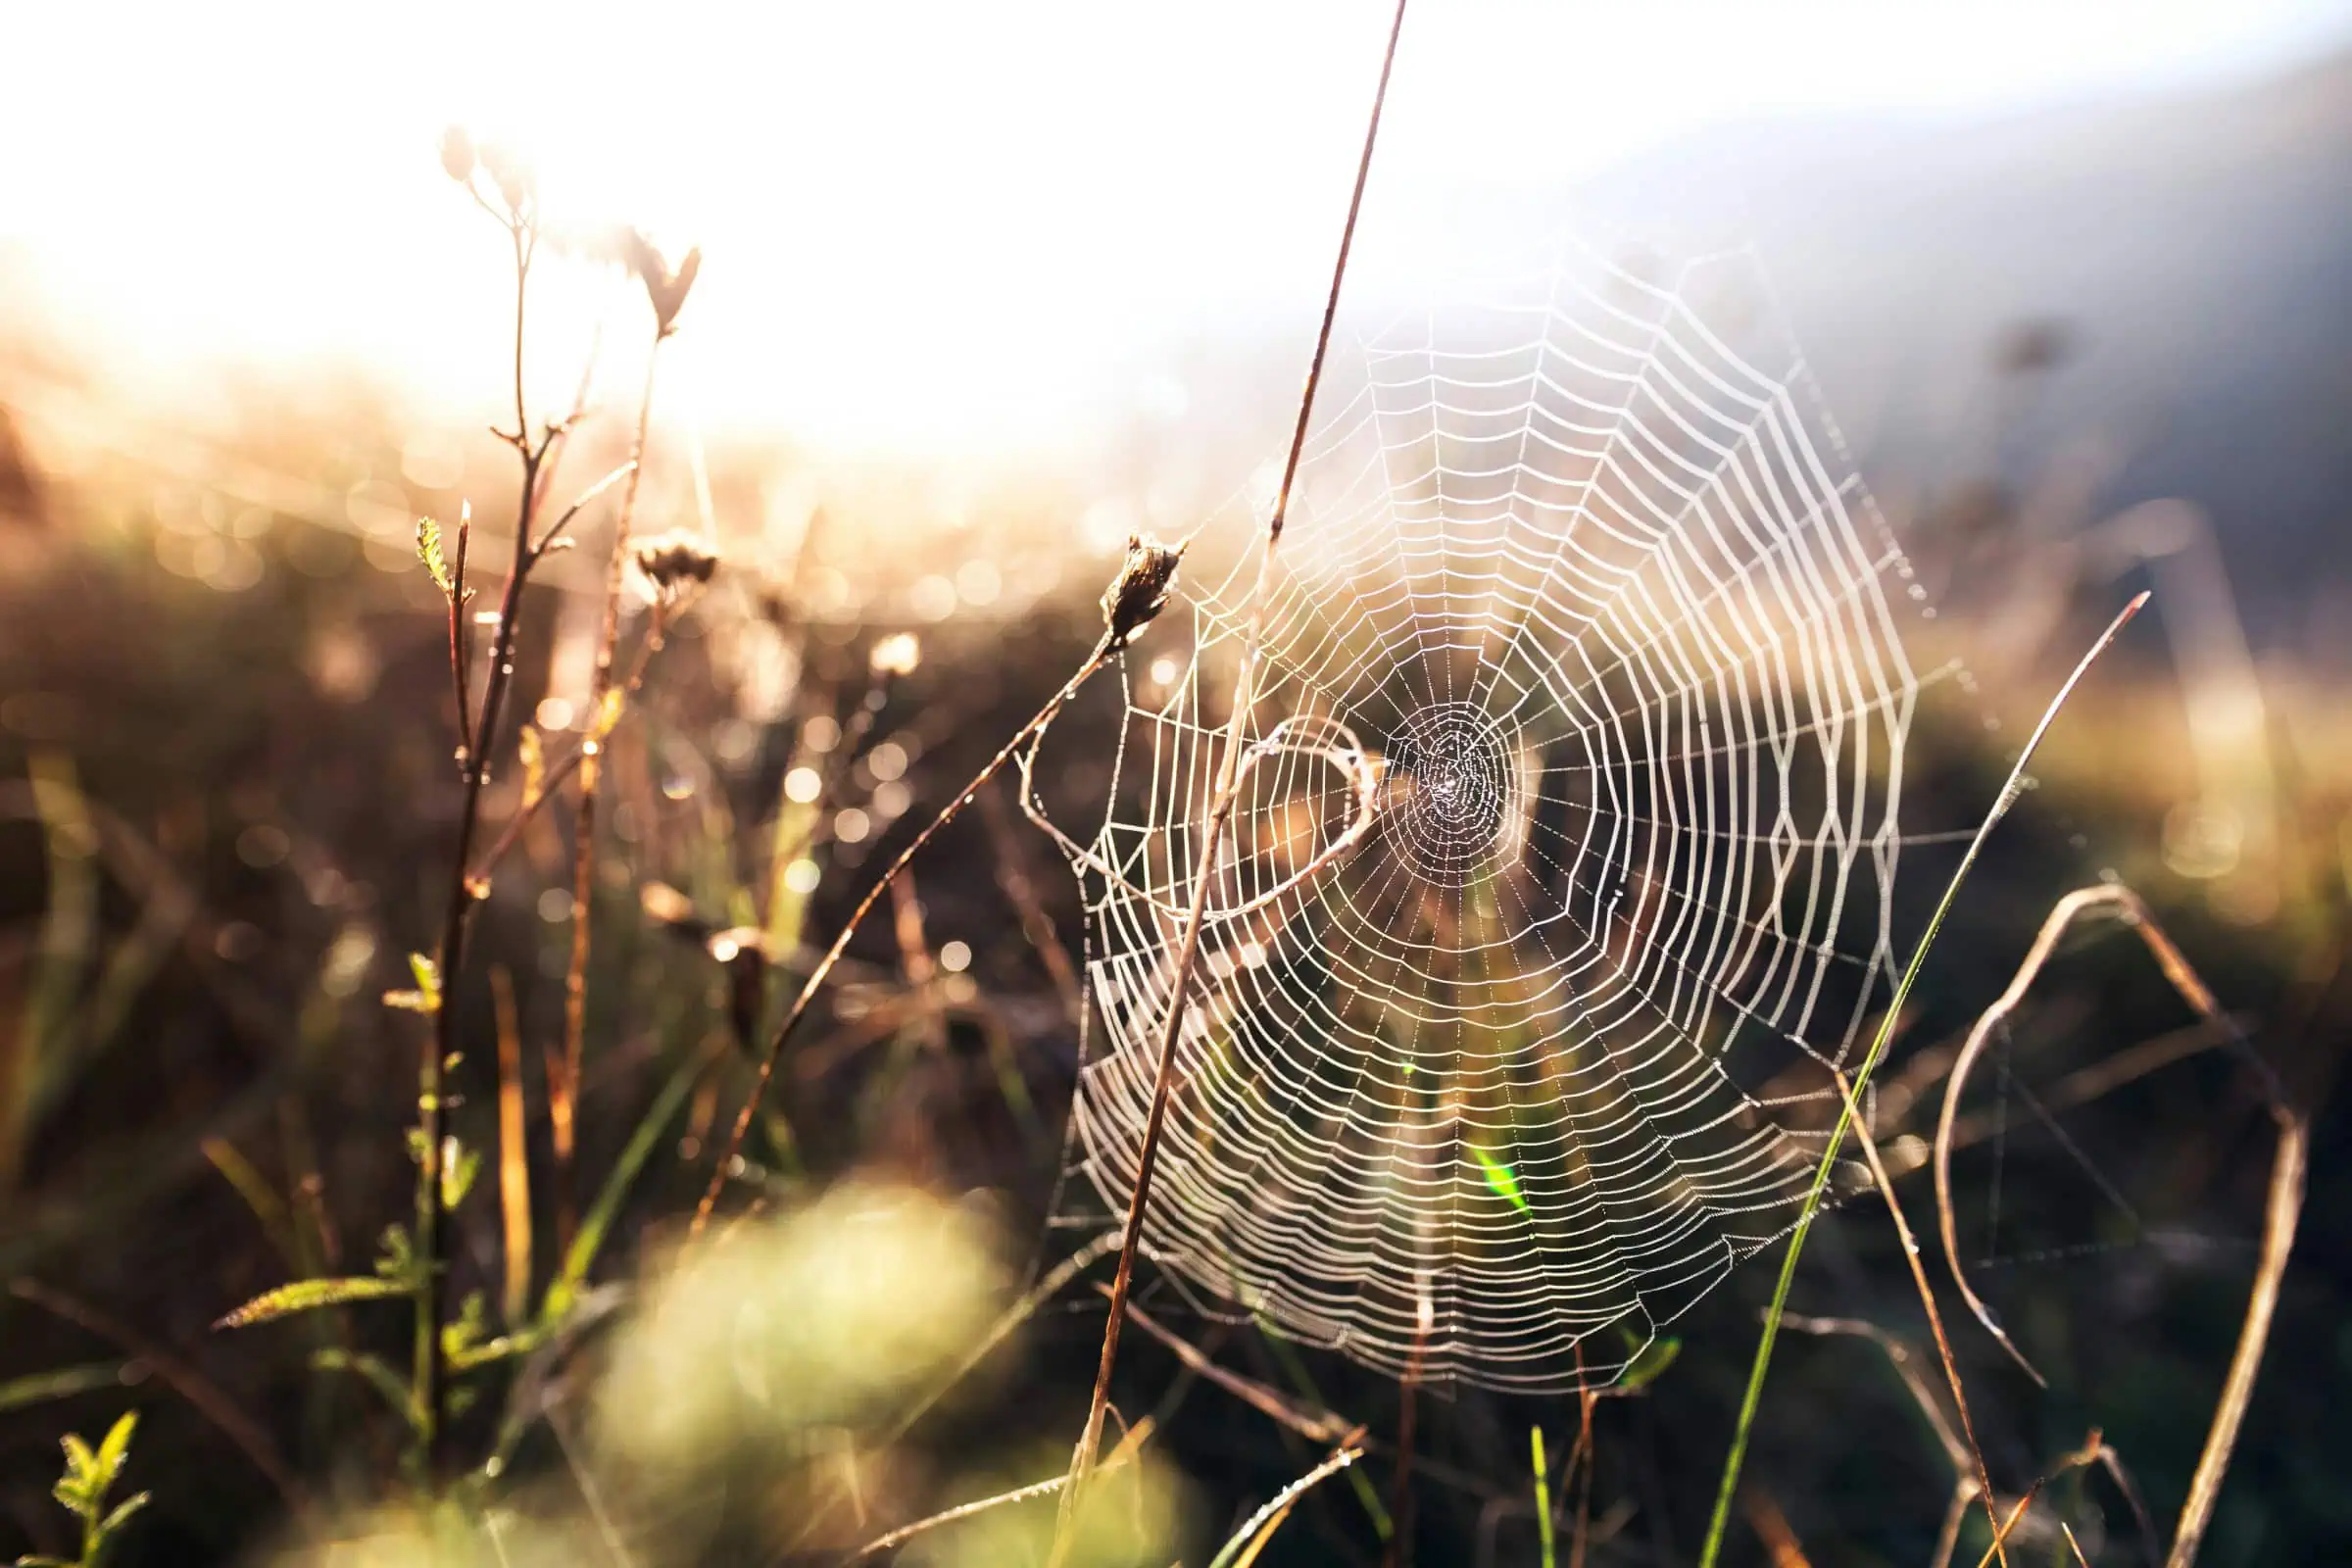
(1045, 238, 1929, 1393)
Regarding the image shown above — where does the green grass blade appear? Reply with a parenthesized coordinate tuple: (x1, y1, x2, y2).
(215, 1275, 412, 1329)
(1532, 1426, 1556, 1568)
(0, 1362, 128, 1415)
(543, 1043, 709, 1320)
(1695, 592, 2146, 1568)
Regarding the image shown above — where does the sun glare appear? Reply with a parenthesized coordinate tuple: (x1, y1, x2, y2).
(2, 0, 2342, 457)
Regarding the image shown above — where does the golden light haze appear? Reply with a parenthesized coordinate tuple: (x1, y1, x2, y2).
(4, 0, 2342, 458)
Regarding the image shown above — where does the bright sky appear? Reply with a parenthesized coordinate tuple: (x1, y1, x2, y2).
(3, 0, 2345, 458)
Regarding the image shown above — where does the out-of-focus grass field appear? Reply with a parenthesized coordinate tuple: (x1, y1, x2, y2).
(2, 27, 2350, 1568)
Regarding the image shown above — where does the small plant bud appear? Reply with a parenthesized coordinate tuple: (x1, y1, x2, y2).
(439, 126, 477, 185)
(869, 632, 922, 677)
(478, 143, 534, 217)
(616, 228, 702, 336)
(1102, 532, 1187, 647)
(632, 530, 721, 599)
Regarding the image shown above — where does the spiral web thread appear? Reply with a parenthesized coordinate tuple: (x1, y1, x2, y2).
(1049, 238, 1929, 1393)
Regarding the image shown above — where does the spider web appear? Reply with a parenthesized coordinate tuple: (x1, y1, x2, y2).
(1045, 237, 1931, 1393)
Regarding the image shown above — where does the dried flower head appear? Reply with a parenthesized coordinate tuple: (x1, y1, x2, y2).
(868, 632, 922, 677)
(614, 228, 703, 337)
(1102, 532, 1187, 647)
(633, 531, 721, 600)
(439, 126, 477, 185)
(477, 143, 535, 218)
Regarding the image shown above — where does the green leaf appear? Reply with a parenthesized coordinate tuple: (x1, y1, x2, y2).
(310, 1349, 419, 1432)
(1471, 1145, 1531, 1215)
(0, 1363, 125, 1415)
(18, 1552, 74, 1566)
(416, 516, 453, 594)
(544, 1046, 708, 1320)
(98, 1491, 149, 1537)
(60, 1432, 95, 1488)
(444, 1139, 481, 1208)
(215, 1275, 413, 1330)
(374, 1223, 418, 1282)
(441, 1291, 488, 1362)
(95, 1412, 135, 1479)
(1616, 1334, 1682, 1393)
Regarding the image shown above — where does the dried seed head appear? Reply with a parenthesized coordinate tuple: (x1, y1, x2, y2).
(439, 125, 477, 185)
(618, 229, 702, 336)
(478, 143, 534, 217)
(1102, 532, 1186, 647)
(869, 632, 922, 677)
(633, 531, 721, 599)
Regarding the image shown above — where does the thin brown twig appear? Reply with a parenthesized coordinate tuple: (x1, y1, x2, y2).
(467, 599, 678, 895)
(837, 1421, 1152, 1566)
(780, 1231, 1123, 1559)
(1740, 1490, 1813, 1568)
(978, 779, 1084, 1022)
(11, 1279, 313, 1519)
(1928, 881, 2306, 1568)
(490, 965, 531, 1327)
(557, 340, 664, 1253)
(1836, 1071, 2008, 1563)
(418, 205, 554, 1478)
(692, 629, 1123, 1238)
(1108, 1289, 1356, 1446)
(1384, 1283, 1432, 1568)
(1971, 1430, 2110, 1568)
(2170, 1099, 2304, 1567)
(1048, 6, 1407, 1557)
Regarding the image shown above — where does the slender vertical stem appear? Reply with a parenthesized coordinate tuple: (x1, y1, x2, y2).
(1836, 1072, 2006, 1560)
(556, 334, 663, 1251)
(2168, 1107, 2304, 1567)
(1695, 592, 2148, 1567)
(1047, 6, 1407, 1561)
(419, 216, 545, 1481)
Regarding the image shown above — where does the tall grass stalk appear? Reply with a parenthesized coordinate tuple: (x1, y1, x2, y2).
(690, 625, 1128, 1237)
(556, 313, 668, 1248)
(1047, 3, 1407, 1558)
(1694, 591, 2149, 1567)
(417, 203, 548, 1478)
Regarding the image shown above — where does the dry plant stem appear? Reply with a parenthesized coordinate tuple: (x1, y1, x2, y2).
(1048, 5, 1406, 1558)
(1384, 1298, 1431, 1568)
(1741, 1491, 1812, 1568)
(1695, 591, 2150, 1568)
(979, 781, 1086, 1020)
(1834, 1070, 2007, 1560)
(1569, 1384, 1594, 1568)
(10, 1279, 312, 1519)
(469, 600, 672, 890)
(1208, 1443, 1368, 1568)
(1110, 1290, 1356, 1445)
(556, 337, 664, 1248)
(1933, 882, 2285, 1381)
(781, 1233, 1126, 1560)
(1927, 881, 2307, 1568)
(691, 631, 1121, 1236)
(2168, 1116, 2302, 1567)
(420, 214, 550, 1479)
(839, 1427, 1152, 1566)
(490, 965, 531, 1327)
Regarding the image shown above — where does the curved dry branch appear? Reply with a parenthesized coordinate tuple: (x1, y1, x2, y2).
(1930, 881, 2305, 1567)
